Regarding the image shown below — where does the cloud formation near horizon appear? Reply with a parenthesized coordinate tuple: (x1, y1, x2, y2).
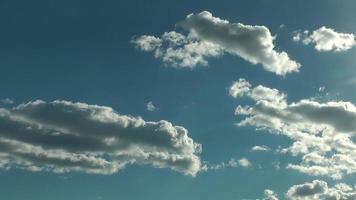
(259, 180, 356, 200)
(293, 26, 356, 52)
(0, 100, 202, 176)
(229, 79, 356, 179)
(133, 11, 300, 75)
(286, 180, 356, 200)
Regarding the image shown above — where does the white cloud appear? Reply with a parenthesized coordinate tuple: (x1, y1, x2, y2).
(205, 158, 239, 170)
(204, 157, 252, 171)
(251, 145, 271, 152)
(229, 78, 252, 98)
(318, 86, 326, 93)
(133, 11, 300, 75)
(238, 157, 252, 168)
(293, 27, 356, 52)
(133, 31, 223, 68)
(133, 35, 162, 51)
(262, 189, 279, 200)
(286, 180, 356, 200)
(0, 100, 202, 176)
(230, 79, 356, 179)
(146, 101, 157, 112)
(258, 180, 356, 200)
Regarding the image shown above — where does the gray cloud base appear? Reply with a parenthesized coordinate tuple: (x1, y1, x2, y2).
(0, 100, 202, 176)
(258, 180, 356, 200)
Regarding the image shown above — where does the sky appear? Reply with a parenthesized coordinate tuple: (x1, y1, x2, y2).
(0, 0, 356, 200)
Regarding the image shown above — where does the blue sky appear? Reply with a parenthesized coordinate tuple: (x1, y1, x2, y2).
(1, 0, 356, 200)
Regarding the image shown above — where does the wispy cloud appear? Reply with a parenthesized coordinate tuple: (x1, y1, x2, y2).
(146, 101, 157, 112)
(0, 98, 14, 104)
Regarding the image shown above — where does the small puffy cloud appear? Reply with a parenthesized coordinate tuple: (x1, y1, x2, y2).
(238, 157, 252, 168)
(146, 101, 157, 111)
(262, 189, 279, 200)
(133, 35, 162, 51)
(286, 180, 356, 200)
(0, 100, 202, 176)
(293, 27, 356, 52)
(229, 78, 252, 98)
(133, 11, 300, 75)
(251, 145, 271, 152)
(230, 79, 356, 179)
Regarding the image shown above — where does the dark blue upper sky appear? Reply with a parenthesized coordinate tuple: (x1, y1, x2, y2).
(0, 0, 356, 200)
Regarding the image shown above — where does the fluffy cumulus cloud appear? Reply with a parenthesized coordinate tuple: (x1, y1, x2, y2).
(133, 11, 300, 75)
(293, 27, 356, 52)
(258, 180, 356, 200)
(0, 100, 202, 176)
(286, 180, 356, 200)
(262, 189, 279, 200)
(229, 79, 356, 179)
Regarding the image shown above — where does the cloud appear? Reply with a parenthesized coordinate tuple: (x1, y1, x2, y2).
(286, 180, 356, 200)
(229, 79, 356, 179)
(133, 11, 300, 75)
(0, 98, 14, 104)
(229, 78, 252, 98)
(205, 158, 239, 170)
(238, 157, 252, 168)
(262, 189, 279, 200)
(146, 101, 157, 112)
(251, 145, 271, 152)
(133, 31, 223, 68)
(0, 100, 202, 176)
(293, 27, 356, 52)
(203, 157, 251, 171)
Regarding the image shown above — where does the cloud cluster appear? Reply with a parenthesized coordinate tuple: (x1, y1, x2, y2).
(262, 189, 279, 200)
(229, 79, 356, 179)
(0, 100, 202, 176)
(258, 180, 356, 200)
(286, 180, 356, 200)
(293, 27, 356, 52)
(133, 11, 300, 75)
